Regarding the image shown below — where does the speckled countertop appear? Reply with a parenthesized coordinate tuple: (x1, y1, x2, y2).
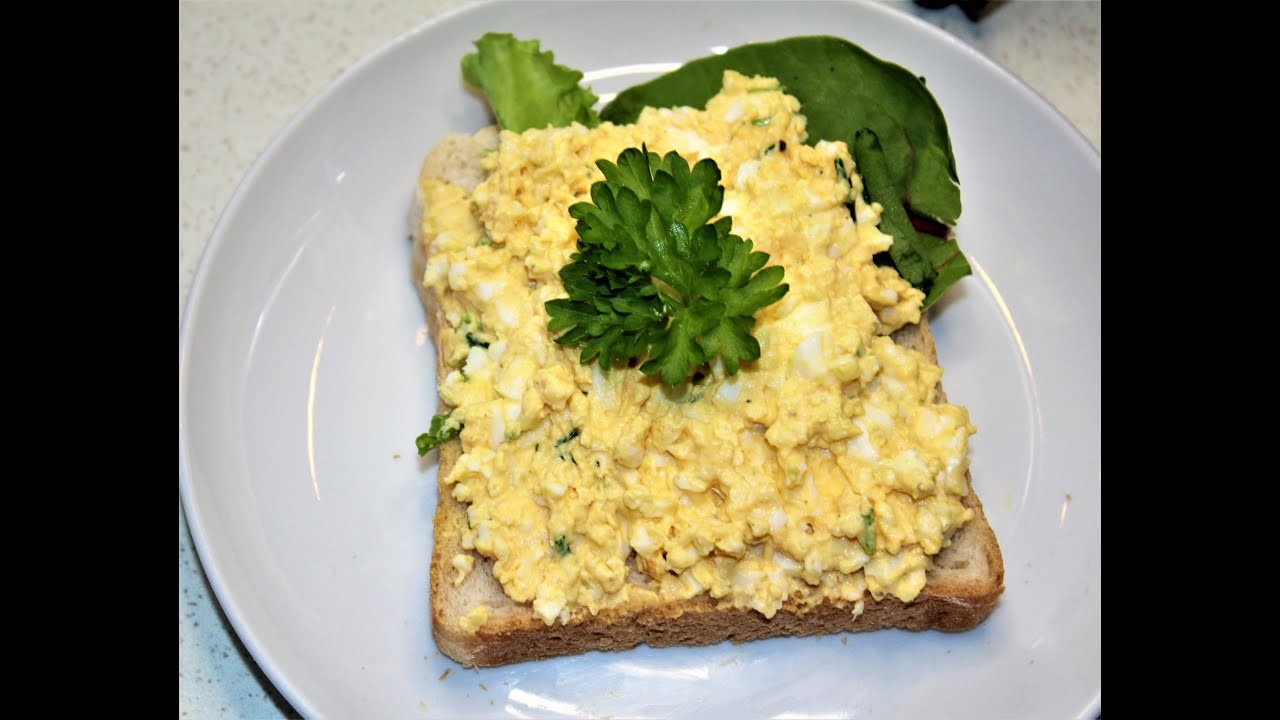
(178, 2, 1100, 716)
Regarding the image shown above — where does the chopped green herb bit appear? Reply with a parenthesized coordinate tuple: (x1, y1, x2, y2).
(553, 535, 571, 557)
(834, 158, 849, 186)
(860, 510, 876, 555)
(416, 413, 462, 456)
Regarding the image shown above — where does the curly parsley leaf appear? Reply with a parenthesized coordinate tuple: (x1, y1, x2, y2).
(415, 412, 461, 456)
(545, 147, 788, 386)
(461, 33, 599, 132)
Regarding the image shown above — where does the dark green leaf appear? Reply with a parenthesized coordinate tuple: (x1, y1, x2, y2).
(853, 129, 934, 287)
(920, 234, 973, 310)
(599, 35, 973, 307)
(908, 144, 963, 228)
(600, 35, 960, 224)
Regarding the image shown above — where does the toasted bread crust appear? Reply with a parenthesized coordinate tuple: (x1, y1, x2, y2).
(417, 133, 1004, 668)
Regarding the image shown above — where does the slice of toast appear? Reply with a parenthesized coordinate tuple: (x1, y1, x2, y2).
(416, 133, 1004, 668)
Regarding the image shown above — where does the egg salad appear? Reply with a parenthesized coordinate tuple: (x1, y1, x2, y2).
(419, 71, 976, 627)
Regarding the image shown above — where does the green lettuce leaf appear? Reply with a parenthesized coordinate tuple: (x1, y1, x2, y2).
(461, 33, 599, 132)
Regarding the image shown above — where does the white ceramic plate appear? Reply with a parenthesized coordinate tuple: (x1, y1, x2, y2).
(178, 1, 1101, 717)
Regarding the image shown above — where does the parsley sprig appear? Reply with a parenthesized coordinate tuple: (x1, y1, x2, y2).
(545, 147, 789, 386)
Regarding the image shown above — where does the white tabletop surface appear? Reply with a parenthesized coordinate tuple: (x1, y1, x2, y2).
(178, 1, 1100, 716)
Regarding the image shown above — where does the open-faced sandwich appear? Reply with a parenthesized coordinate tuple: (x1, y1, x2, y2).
(412, 34, 1003, 667)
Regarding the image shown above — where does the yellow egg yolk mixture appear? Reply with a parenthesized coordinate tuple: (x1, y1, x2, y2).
(420, 71, 976, 627)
